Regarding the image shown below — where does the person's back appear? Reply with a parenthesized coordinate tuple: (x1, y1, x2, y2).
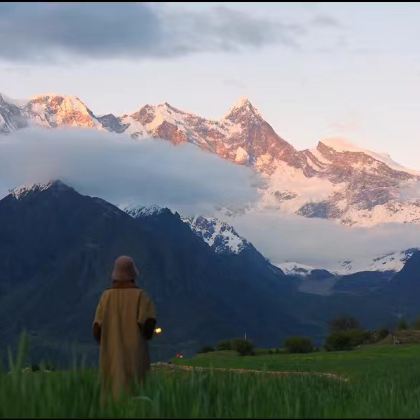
(93, 256, 156, 401)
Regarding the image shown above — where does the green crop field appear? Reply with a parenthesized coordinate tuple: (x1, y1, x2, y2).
(174, 344, 420, 380)
(2, 342, 420, 418)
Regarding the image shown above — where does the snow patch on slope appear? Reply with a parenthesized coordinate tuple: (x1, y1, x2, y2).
(8, 180, 64, 200)
(260, 161, 342, 213)
(341, 199, 420, 227)
(223, 96, 262, 119)
(235, 147, 249, 164)
(124, 204, 165, 218)
(277, 262, 318, 276)
(333, 249, 418, 274)
(278, 249, 418, 277)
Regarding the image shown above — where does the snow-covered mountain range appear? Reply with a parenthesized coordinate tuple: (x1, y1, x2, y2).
(125, 203, 418, 275)
(278, 248, 419, 277)
(1, 92, 420, 227)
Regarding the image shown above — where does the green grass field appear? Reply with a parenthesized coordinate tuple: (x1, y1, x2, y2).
(2, 343, 420, 418)
(174, 344, 420, 380)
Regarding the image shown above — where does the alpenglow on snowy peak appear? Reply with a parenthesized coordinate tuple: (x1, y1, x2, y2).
(1, 92, 420, 226)
(25, 94, 105, 129)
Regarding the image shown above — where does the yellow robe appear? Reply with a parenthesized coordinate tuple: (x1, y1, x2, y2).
(93, 287, 156, 400)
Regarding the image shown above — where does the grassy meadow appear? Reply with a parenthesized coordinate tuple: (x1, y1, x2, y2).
(2, 342, 420, 418)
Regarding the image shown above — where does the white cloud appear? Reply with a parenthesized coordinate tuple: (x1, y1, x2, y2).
(0, 127, 260, 215)
(1, 126, 419, 271)
(225, 209, 420, 271)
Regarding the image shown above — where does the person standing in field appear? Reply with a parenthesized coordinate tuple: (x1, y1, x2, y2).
(93, 255, 157, 401)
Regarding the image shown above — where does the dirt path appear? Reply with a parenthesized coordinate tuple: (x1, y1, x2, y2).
(152, 362, 349, 382)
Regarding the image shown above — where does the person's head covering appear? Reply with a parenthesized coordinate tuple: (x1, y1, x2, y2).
(111, 255, 139, 282)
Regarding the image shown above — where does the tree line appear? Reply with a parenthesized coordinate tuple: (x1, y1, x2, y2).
(197, 314, 420, 356)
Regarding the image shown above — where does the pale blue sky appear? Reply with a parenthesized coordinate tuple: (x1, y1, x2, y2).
(1, 2, 420, 168)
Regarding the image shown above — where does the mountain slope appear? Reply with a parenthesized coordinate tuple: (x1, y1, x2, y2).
(182, 215, 251, 255)
(24, 94, 106, 129)
(262, 140, 420, 226)
(0, 181, 310, 365)
(126, 206, 251, 255)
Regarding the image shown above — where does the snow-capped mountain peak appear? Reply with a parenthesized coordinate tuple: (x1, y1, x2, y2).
(29, 94, 89, 110)
(223, 97, 262, 122)
(8, 180, 70, 200)
(277, 262, 318, 276)
(10, 182, 53, 200)
(123, 202, 252, 255)
(277, 248, 420, 277)
(24, 94, 103, 130)
(336, 249, 419, 274)
(124, 204, 166, 218)
(183, 215, 250, 254)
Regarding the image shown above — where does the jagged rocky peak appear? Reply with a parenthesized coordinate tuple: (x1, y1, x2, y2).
(130, 104, 157, 125)
(223, 97, 262, 123)
(8, 179, 73, 200)
(131, 102, 188, 124)
(28, 94, 90, 111)
(96, 113, 128, 133)
(124, 204, 172, 218)
(184, 215, 250, 255)
(124, 101, 197, 143)
(159, 101, 185, 114)
(24, 94, 100, 129)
